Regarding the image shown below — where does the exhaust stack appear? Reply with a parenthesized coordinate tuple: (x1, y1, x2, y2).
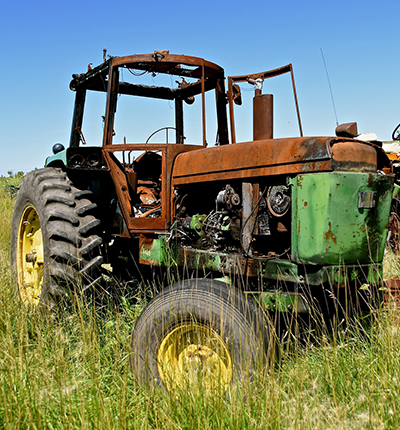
(254, 93, 273, 140)
(251, 77, 273, 140)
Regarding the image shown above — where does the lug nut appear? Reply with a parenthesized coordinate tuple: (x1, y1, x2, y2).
(26, 253, 37, 263)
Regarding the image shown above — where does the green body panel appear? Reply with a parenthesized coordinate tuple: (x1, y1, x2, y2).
(139, 238, 383, 288)
(262, 260, 382, 286)
(290, 172, 393, 265)
(304, 263, 383, 286)
(45, 149, 67, 167)
(174, 247, 225, 272)
(139, 236, 176, 267)
(251, 291, 310, 313)
(393, 183, 400, 199)
(262, 260, 299, 282)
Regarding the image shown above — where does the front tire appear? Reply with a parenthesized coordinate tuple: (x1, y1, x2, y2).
(11, 168, 103, 307)
(130, 279, 269, 394)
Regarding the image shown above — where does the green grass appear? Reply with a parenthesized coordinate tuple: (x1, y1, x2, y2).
(2, 178, 400, 429)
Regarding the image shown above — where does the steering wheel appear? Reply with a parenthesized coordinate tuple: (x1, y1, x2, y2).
(145, 127, 184, 144)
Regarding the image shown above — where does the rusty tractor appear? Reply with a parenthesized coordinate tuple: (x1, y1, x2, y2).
(11, 52, 394, 393)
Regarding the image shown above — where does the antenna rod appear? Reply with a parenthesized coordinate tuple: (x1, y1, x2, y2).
(320, 48, 339, 126)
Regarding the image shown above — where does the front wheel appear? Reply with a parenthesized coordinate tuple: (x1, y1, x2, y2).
(130, 279, 269, 394)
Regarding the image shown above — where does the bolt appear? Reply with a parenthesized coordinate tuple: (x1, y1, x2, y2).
(26, 253, 37, 263)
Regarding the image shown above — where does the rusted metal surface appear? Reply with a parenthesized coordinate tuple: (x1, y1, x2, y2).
(388, 200, 400, 252)
(89, 54, 224, 235)
(253, 94, 273, 140)
(172, 137, 334, 185)
(103, 143, 202, 234)
(384, 278, 400, 307)
(172, 136, 392, 186)
(70, 52, 229, 149)
(103, 151, 135, 218)
(241, 182, 259, 255)
(388, 213, 400, 252)
(69, 87, 86, 148)
(335, 122, 358, 138)
(331, 140, 377, 172)
(70, 53, 226, 91)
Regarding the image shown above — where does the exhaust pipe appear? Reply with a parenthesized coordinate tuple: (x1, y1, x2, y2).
(251, 77, 273, 140)
(253, 93, 273, 140)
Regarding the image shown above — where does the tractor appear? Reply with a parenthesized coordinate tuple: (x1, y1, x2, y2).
(11, 51, 394, 393)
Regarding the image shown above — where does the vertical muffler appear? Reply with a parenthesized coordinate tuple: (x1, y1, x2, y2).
(253, 91, 273, 141)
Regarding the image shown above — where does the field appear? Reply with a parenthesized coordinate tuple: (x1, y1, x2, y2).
(2, 173, 400, 429)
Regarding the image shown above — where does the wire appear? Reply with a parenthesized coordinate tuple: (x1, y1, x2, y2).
(320, 48, 339, 127)
(127, 68, 147, 77)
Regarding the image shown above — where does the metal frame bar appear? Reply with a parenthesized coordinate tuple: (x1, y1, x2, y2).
(227, 63, 303, 144)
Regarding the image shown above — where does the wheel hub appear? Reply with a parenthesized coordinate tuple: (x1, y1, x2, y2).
(157, 322, 232, 394)
(17, 205, 44, 306)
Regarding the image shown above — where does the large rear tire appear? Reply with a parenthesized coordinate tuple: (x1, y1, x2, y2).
(130, 278, 269, 394)
(11, 168, 103, 307)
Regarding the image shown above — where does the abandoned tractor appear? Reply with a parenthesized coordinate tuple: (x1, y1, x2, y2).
(11, 52, 394, 393)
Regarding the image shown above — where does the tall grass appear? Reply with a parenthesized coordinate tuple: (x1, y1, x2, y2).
(1, 176, 400, 429)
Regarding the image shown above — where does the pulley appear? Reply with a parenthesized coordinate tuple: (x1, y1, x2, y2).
(216, 185, 240, 211)
(267, 185, 290, 217)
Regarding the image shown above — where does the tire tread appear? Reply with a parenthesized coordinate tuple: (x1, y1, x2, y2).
(11, 167, 104, 306)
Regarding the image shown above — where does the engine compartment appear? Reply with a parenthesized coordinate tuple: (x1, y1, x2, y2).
(173, 179, 292, 259)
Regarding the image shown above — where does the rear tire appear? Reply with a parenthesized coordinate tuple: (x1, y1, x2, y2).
(130, 278, 269, 394)
(11, 167, 103, 307)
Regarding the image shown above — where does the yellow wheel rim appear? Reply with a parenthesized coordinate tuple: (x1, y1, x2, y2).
(157, 322, 233, 395)
(16, 205, 44, 306)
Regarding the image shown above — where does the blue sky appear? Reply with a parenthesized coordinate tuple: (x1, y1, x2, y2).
(1, 0, 399, 175)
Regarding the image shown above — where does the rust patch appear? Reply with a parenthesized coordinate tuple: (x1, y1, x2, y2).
(297, 176, 304, 189)
(277, 222, 288, 232)
(325, 222, 337, 244)
(388, 212, 400, 253)
(384, 278, 400, 307)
